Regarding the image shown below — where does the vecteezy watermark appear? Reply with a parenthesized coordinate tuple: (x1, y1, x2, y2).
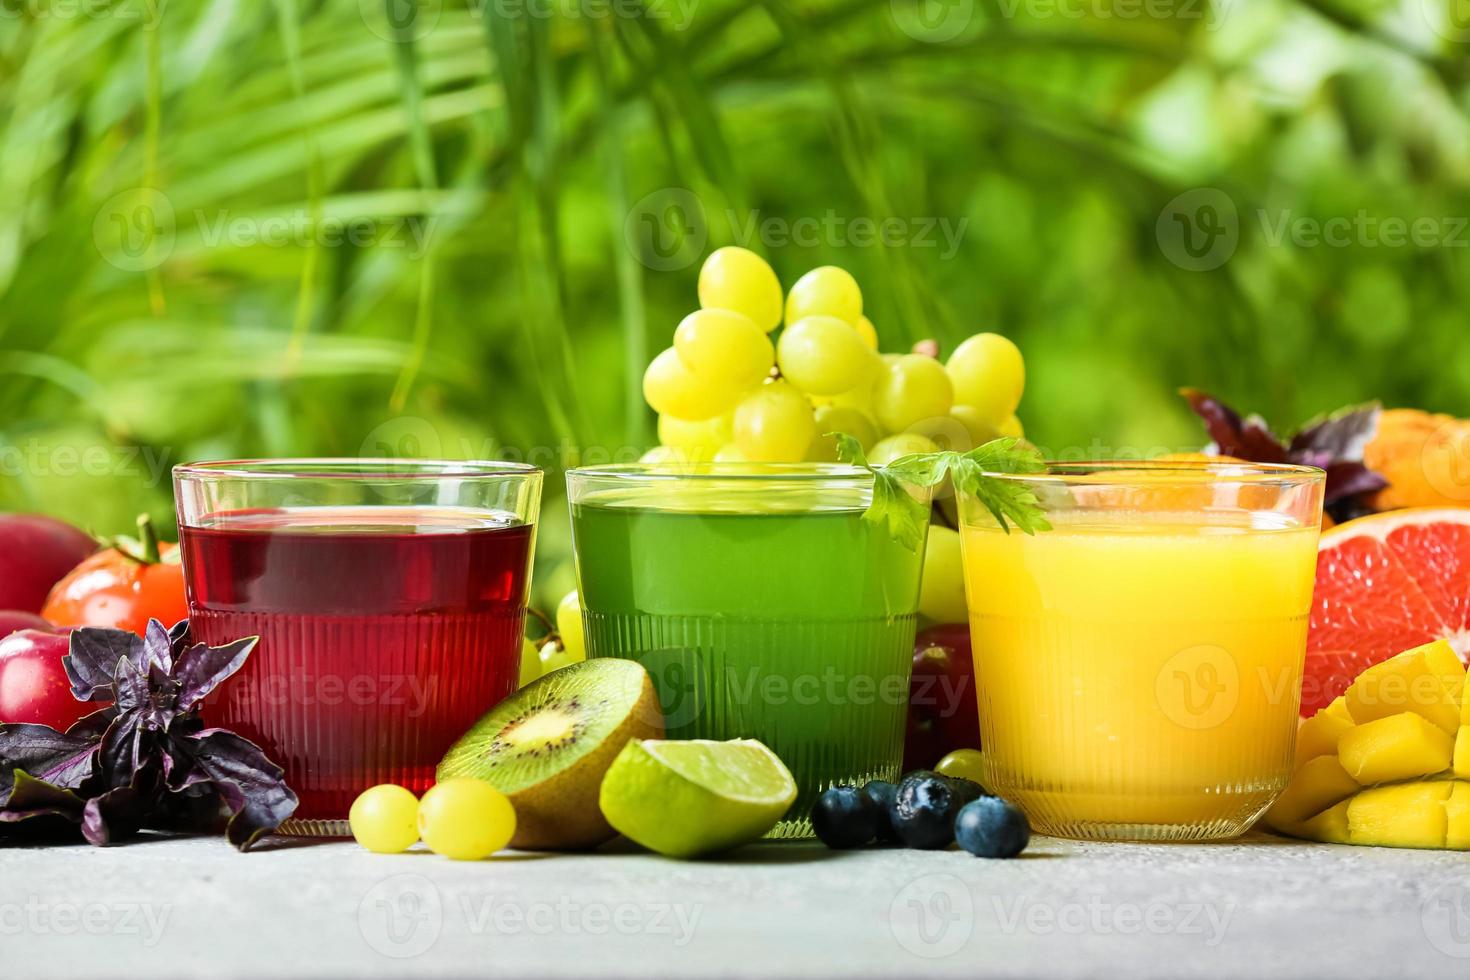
(357, 0, 698, 42)
(1158, 187, 1470, 271)
(1156, 188, 1240, 272)
(0, 0, 168, 27)
(1419, 0, 1470, 44)
(1257, 210, 1470, 250)
(624, 187, 969, 271)
(1422, 417, 1470, 503)
(457, 895, 702, 944)
(1422, 881, 1470, 959)
(891, 0, 1236, 43)
(0, 438, 173, 488)
(1156, 644, 1239, 730)
(357, 875, 702, 959)
(0, 900, 172, 947)
(93, 188, 436, 272)
(359, 874, 444, 959)
(890, 874, 974, 958)
(989, 895, 1235, 946)
(211, 673, 440, 718)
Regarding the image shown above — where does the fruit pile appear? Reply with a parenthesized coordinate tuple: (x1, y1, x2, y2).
(810, 750, 1028, 858)
(1, 512, 189, 733)
(1303, 509, 1470, 715)
(641, 247, 1026, 468)
(350, 659, 800, 861)
(1266, 639, 1469, 849)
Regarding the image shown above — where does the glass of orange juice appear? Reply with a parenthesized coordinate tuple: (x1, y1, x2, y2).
(958, 460, 1325, 842)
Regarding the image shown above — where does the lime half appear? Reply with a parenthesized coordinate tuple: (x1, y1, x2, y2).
(598, 738, 797, 858)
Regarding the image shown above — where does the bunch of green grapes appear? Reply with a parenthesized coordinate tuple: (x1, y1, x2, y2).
(642, 247, 1027, 472)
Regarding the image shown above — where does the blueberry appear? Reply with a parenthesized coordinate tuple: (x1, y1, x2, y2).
(944, 775, 986, 809)
(862, 780, 900, 843)
(811, 786, 877, 849)
(891, 773, 960, 850)
(954, 796, 1030, 858)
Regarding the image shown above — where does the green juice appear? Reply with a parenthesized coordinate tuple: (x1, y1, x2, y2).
(570, 484, 925, 837)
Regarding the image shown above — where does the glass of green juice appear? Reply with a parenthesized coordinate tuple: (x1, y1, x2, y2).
(566, 463, 930, 837)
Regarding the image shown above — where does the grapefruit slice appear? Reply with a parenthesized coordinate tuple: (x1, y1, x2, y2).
(1304, 508, 1470, 715)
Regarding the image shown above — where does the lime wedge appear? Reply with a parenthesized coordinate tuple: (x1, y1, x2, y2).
(598, 738, 797, 858)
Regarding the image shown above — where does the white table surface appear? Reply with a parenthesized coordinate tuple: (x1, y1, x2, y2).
(4, 831, 1468, 978)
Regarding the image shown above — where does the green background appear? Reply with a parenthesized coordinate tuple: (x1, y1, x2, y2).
(3, 0, 1469, 607)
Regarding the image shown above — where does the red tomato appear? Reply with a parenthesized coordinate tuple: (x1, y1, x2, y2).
(41, 516, 189, 636)
(0, 627, 93, 730)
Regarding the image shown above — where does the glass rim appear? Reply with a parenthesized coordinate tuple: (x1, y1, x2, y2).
(979, 459, 1326, 485)
(173, 458, 543, 481)
(567, 462, 872, 483)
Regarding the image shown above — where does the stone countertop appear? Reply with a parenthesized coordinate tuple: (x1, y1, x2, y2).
(3, 832, 1467, 979)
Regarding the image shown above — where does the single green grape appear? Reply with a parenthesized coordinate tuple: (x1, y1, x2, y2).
(998, 413, 1024, 439)
(949, 405, 1002, 449)
(639, 445, 699, 468)
(699, 246, 783, 332)
(776, 316, 877, 396)
(918, 525, 968, 623)
(868, 432, 939, 466)
(643, 347, 740, 421)
(673, 308, 774, 389)
(713, 443, 748, 463)
(809, 405, 879, 461)
(733, 381, 816, 462)
(854, 315, 879, 350)
(813, 384, 874, 413)
(905, 413, 985, 454)
(872, 354, 954, 433)
(556, 590, 585, 661)
(658, 412, 733, 457)
(945, 333, 1025, 425)
(418, 778, 516, 861)
(935, 748, 986, 786)
(785, 266, 862, 326)
(349, 784, 421, 854)
(518, 636, 541, 688)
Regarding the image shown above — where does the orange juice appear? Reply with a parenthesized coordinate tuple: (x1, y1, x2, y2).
(961, 507, 1320, 841)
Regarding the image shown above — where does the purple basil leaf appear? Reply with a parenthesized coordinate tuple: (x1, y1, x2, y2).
(95, 713, 145, 791)
(1180, 389, 1290, 463)
(66, 707, 118, 740)
(143, 619, 174, 674)
(173, 637, 258, 713)
(1289, 403, 1381, 459)
(80, 764, 158, 846)
(181, 729, 298, 850)
(112, 656, 150, 716)
(1321, 461, 1391, 506)
(0, 771, 85, 824)
(65, 628, 145, 702)
(0, 724, 100, 799)
(168, 619, 192, 652)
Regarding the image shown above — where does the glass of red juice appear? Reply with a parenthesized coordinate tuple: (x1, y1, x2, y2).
(173, 459, 542, 835)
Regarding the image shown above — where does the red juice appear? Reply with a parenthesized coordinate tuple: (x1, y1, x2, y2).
(179, 506, 534, 826)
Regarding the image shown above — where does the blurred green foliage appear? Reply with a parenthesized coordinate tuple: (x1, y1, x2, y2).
(2, 0, 1469, 608)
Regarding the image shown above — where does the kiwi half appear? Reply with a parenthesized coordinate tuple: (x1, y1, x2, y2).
(436, 658, 663, 849)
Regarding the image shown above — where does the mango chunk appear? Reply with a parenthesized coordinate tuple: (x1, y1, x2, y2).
(1268, 755, 1359, 827)
(1455, 726, 1470, 779)
(1299, 799, 1351, 844)
(1338, 712, 1455, 784)
(1463, 672, 1470, 726)
(1324, 695, 1352, 723)
(1346, 648, 1460, 733)
(1348, 781, 1452, 849)
(1415, 638, 1467, 693)
(1295, 709, 1354, 770)
(1447, 782, 1470, 851)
